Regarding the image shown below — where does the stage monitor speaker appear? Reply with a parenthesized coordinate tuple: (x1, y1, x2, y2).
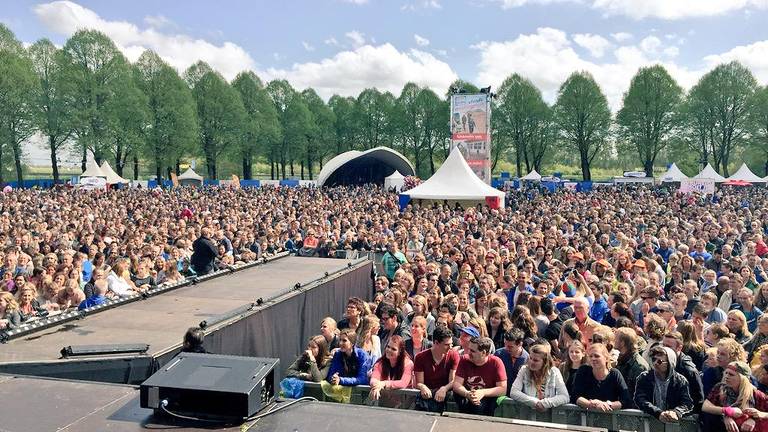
(140, 352, 278, 420)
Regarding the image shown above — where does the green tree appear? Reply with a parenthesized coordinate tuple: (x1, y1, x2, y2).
(192, 71, 246, 179)
(283, 96, 314, 179)
(29, 39, 77, 182)
(554, 71, 611, 181)
(0, 32, 37, 184)
(265, 79, 297, 178)
(394, 82, 427, 176)
(0, 23, 24, 55)
(183, 61, 214, 88)
(105, 64, 149, 176)
(328, 95, 359, 155)
(495, 73, 552, 176)
(684, 61, 757, 175)
(749, 86, 768, 176)
(356, 88, 395, 150)
(232, 71, 281, 179)
(61, 30, 129, 169)
(136, 50, 198, 182)
(616, 65, 683, 176)
(301, 88, 335, 179)
(416, 88, 448, 175)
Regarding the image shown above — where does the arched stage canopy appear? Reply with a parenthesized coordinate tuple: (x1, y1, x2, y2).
(317, 147, 415, 187)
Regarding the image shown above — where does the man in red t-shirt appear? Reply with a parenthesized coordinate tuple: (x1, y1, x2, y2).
(414, 326, 459, 413)
(453, 336, 507, 416)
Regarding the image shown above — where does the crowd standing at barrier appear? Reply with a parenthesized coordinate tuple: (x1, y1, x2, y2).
(2, 183, 768, 429)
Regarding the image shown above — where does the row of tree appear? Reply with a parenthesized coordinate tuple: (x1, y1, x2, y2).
(1, 24, 767, 183)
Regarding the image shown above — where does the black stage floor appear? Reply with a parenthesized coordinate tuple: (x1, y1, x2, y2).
(0, 257, 351, 364)
(0, 374, 588, 432)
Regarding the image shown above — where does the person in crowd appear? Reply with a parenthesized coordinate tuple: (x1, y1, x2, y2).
(702, 361, 768, 432)
(55, 279, 85, 310)
(338, 297, 367, 332)
(414, 326, 460, 413)
(495, 328, 529, 395)
(509, 343, 569, 410)
(734, 287, 763, 334)
(752, 345, 768, 393)
(16, 286, 47, 321)
(726, 309, 753, 344)
(378, 304, 409, 350)
(78, 279, 109, 310)
(355, 315, 381, 363)
(107, 259, 138, 297)
(369, 335, 414, 401)
(320, 317, 339, 351)
(561, 340, 586, 397)
(662, 331, 706, 411)
(614, 327, 650, 401)
(703, 338, 748, 396)
(404, 295, 435, 338)
(405, 315, 432, 359)
(560, 297, 599, 347)
(486, 306, 513, 349)
(634, 346, 694, 422)
(571, 343, 631, 411)
(191, 227, 219, 275)
(286, 335, 332, 382)
(0, 291, 22, 330)
(702, 292, 728, 325)
(453, 336, 507, 416)
(180, 327, 208, 353)
(678, 320, 708, 371)
(327, 329, 372, 387)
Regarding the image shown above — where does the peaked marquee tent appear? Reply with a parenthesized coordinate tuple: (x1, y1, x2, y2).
(80, 160, 106, 178)
(520, 169, 542, 181)
(99, 161, 129, 184)
(694, 163, 726, 183)
(727, 163, 766, 183)
(178, 167, 204, 187)
(659, 163, 688, 182)
(401, 147, 505, 209)
(384, 170, 405, 191)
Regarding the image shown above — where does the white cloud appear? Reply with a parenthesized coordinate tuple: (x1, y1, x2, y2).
(263, 43, 457, 100)
(302, 41, 315, 52)
(401, 0, 442, 10)
(340, 0, 369, 4)
(473, 27, 702, 111)
(611, 32, 633, 42)
(33, 1, 256, 80)
(143, 14, 173, 29)
(345, 30, 366, 47)
(573, 33, 611, 58)
(639, 36, 662, 54)
(325, 37, 340, 46)
(663, 46, 680, 58)
(486, 0, 768, 19)
(704, 40, 768, 83)
(414, 34, 430, 47)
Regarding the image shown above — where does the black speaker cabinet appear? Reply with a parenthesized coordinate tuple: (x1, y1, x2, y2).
(140, 352, 278, 420)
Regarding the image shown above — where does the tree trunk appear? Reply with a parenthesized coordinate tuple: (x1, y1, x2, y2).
(764, 157, 768, 177)
(308, 155, 314, 180)
(270, 159, 275, 180)
(81, 145, 87, 172)
(515, 145, 522, 177)
(300, 159, 304, 180)
(115, 140, 123, 176)
(13, 144, 23, 185)
(50, 137, 60, 182)
(156, 157, 163, 186)
(132, 155, 139, 180)
(242, 158, 249, 180)
(166, 167, 172, 186)
(290, 161, 295, 177)
(644, 159, 654, 177)
(580, 149, 591, 181)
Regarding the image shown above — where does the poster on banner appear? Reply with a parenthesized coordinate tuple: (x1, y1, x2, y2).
(450, 93, 492, 184)
(680, 178, 715, 194)
(78, 177, 107, 191)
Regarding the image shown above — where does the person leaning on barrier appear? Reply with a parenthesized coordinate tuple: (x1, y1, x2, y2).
(571, 343, 631, 412)
(663, 330, 705, 412)
(634, 346, 694, 422)
(509, 343, 569, 411)
(614, 327, 649, 403)
(702, 361, 768, 432)
(286, 335, 332, 382)
(326, 329, 372, 387)
(453, 336, 507, 416)
(413, 325, 459, 413)
(369, 335, 414, 401)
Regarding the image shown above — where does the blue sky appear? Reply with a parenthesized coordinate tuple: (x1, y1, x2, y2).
(2, 0, 768, 112)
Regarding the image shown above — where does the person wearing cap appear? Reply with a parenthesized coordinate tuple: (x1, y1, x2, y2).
(495, 328, 529, 395)
(453, 336, 507, 416)
(456, 324, 481, 355)
(702, 361, 768, 432)
(634, 346, 694, 422)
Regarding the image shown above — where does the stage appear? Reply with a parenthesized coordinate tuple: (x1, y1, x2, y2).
(0, 374, 603, 432)
(0, 256, 373, 383)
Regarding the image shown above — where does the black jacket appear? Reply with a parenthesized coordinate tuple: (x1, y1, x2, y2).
(634, 370, 693, 419)
(191, 236, 218, 275)
(675, 352, 704, 412)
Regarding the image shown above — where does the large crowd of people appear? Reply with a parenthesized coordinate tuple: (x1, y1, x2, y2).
(2, 183, 768, 430)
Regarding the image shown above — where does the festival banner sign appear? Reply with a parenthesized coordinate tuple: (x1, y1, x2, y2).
(450, 93, 492, 184)
(679, 178, 715, 194)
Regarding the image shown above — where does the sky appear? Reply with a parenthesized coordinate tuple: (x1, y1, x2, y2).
(3, 0, 768, 165)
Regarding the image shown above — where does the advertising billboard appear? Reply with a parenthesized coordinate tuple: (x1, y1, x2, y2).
(450, 93, 492, 183)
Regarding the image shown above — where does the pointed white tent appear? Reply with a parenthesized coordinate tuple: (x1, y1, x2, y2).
(659, 163, 689, 182)
(694, 163, 726, 183)
(727, 163, 766, 183)
(520, 169, 542, 181)
(178, 167, 204, 186)
(99, 161, 129, 184)
(402, 147, 505, 208)
(384, 170, 405, 191)
(81, 159, 106, 178)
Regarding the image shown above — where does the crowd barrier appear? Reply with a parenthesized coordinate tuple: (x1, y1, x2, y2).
(299, 382, 699, 432)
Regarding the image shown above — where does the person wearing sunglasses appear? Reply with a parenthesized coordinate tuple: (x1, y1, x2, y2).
(634, 346, 694, 422)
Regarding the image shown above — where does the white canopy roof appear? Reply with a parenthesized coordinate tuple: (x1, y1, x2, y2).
(178, 167, 204, 181)
(317, 147, 414, 187)
(99, 161, 129, 184)
(81, 159, 106, 178)
(694, 163, 726, 183)
(659, 163, 689, 182)
(727, 163, 766, 183)
(403, 147, 504, 203)
(385, 170, 405, 180)
(520, 169, 542, 181)
(384, 170, 406, 192)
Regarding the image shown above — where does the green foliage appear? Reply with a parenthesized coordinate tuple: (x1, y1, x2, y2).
(0, 49, 37, 183)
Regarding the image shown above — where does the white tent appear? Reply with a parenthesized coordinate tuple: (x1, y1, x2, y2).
(659, 163, 689, 182)
(384, 170, 405, 191)
(520, 169, 542, 181)
(402, 147, 505, 209)
(694, 163, 726, 183)
(81, 159, 106, 178)
(99, 161, 129, 184)
(727, 163, 766, 183)
(178, 167, 204, 186)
